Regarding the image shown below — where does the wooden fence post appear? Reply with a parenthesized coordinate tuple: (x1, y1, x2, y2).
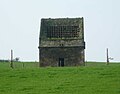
(10, 49, 14, 68)
(106, 48, 109, 65)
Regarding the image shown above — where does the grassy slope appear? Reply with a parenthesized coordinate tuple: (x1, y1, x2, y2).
(0, 62, 120, 94)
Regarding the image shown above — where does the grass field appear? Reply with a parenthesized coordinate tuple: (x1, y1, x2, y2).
(0, 62, 120, 94)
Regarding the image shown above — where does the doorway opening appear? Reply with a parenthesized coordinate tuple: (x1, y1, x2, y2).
(59, 58, 64, 67)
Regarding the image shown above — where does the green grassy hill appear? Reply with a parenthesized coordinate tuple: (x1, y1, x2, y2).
(0, 62, 120, 94)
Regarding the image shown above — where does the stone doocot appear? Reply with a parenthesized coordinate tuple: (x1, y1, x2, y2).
(39, 17, 85, 67)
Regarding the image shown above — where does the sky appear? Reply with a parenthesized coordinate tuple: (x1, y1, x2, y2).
(0, 0, 119, 62)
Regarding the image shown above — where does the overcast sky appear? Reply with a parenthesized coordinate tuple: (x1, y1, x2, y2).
(0, 0, 119, 62)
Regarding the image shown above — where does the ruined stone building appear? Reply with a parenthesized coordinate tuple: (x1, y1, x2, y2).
(38, 17, 85, 67)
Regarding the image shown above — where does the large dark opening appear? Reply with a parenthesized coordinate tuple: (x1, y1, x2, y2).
(59, 58, 64, 67)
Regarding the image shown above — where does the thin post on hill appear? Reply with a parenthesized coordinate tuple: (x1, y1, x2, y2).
(106, 48, 114, 65)
(10, 49, 14, 68)
(106, 48, 110, 65)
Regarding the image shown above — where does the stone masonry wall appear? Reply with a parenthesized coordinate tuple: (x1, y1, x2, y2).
(40, 47, 85, 67)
